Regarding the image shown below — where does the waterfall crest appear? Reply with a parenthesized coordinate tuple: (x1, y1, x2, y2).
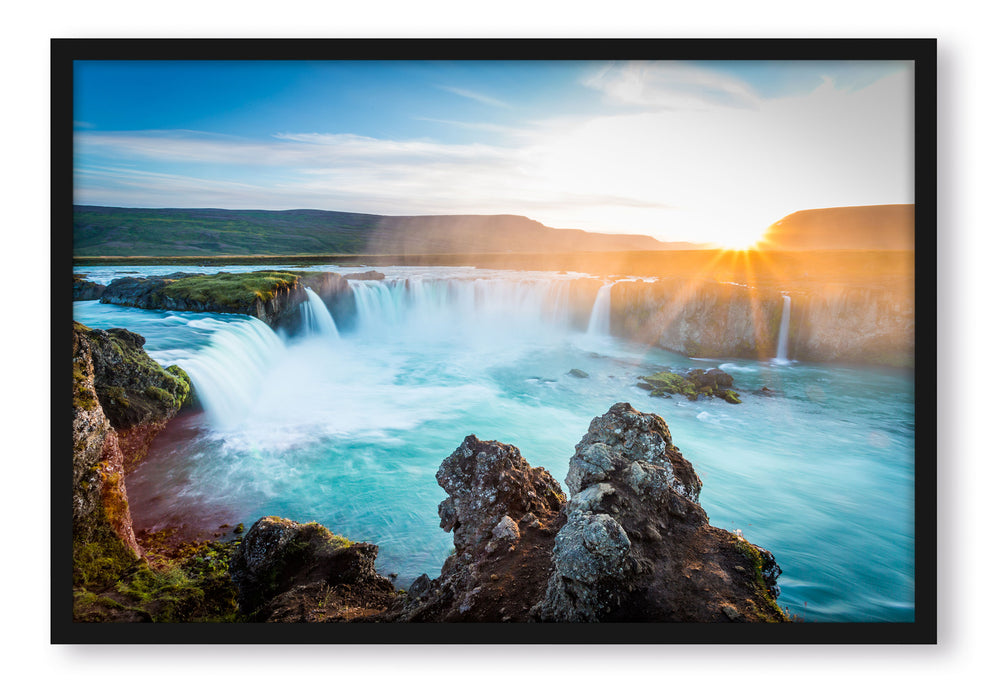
(179, 317, 287, 429)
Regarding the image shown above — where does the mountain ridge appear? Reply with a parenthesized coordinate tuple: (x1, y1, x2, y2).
(73, 205, 702, 256)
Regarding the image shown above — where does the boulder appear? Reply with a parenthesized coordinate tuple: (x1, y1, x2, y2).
(229, 516, 395, 621)
(387, 435, 566, 622)
(537, 403, 786, 622)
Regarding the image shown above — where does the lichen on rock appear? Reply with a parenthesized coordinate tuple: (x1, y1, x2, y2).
(536, 402, 787, 622)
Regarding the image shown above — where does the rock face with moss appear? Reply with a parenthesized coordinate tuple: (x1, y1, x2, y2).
(99, 270, 352, 330)
(387, 435, 567, 622)
(229, 517, 396, 622)
(536, 403, 785, 622)
(81, 324, 192, 468)
(72, 323, 142, 568)
(639, 367, 742, 404)
(72, 321, 200, 620)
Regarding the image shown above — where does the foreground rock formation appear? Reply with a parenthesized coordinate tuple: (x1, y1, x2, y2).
(72, 321, 209, 621)
(383, 403, 786, 623)
(229, 517, 396, 622)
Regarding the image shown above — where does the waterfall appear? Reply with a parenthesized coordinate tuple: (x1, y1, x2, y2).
(587, 282, 614, 336)
(774, 294, 792, 363)
(349, 278, 575, 341)
(300, 287, 340, 340)
(179, 317, 287, 430)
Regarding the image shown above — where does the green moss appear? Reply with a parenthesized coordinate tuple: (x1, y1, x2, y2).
(73, 507, 140, 589)
(734, 539, 788, 622)
(161, 271, 301, 308)
(72, 362, 98, 411)
(723, 389, 742, 404)
(111, 540, 240, 622)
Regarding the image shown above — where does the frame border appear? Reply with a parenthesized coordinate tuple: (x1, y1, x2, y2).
(52, 37, 936, 645)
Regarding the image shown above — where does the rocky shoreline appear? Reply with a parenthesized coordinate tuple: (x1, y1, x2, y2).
(71, 322, 788, 623)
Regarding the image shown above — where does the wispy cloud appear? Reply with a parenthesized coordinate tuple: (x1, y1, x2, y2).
(437, 85, 511, 109)
(583, 61, 761, 110)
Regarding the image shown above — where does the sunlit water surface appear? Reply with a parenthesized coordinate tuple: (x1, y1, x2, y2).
(74, 265, 914, 622)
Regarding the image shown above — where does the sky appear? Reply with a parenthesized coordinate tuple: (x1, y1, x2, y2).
(73, 59, 914, 248)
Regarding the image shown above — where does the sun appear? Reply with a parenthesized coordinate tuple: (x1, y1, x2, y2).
(706, 226, 771, 251)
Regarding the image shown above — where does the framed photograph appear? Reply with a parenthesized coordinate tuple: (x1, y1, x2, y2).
(53, 38, 935, 644)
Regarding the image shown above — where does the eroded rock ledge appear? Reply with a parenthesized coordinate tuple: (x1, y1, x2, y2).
(98, 270, 353, 330)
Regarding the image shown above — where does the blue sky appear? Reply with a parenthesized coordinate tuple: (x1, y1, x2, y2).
(74, 59, 913, 247)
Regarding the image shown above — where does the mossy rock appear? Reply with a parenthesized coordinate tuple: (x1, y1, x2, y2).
(79, 324, 192, 429)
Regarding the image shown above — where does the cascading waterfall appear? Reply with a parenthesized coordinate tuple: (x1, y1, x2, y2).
(349, 277, 576, 340)
(587, 282, 614, 336)
(179, 317, 287, 430)
(300, 287, 340, 340)
(774, 293, 792, 363)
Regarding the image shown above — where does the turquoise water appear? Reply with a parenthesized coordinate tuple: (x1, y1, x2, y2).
(73, 265, 914, 622)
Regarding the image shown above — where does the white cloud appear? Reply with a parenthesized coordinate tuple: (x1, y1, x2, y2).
(583, 61, 762, 110)
(437, 85, 511, 109)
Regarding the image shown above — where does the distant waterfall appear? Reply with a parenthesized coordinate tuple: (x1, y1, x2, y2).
(587, 282, 614, 336)
(300, 287, 340, 340)
(774, 294, 792, 363)
(179, 317, 287, 429)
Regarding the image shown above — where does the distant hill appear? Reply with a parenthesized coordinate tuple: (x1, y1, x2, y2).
(757, 204, 914, 251)
(73, 206, 702, 256)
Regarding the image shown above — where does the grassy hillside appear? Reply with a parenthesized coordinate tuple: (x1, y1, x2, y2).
(73, 206, 694, 257)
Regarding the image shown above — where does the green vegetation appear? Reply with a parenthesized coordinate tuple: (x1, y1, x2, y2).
(734, 538, 789, 622)
(161, 270, 300, 308)
(639, 368, 742, 404)
(73, 528, 241, 623)
(74, 206, 377, 257)
(641, 371, 697, 400)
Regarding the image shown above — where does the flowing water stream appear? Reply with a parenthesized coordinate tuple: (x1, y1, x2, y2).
(73, 265, 915, 622)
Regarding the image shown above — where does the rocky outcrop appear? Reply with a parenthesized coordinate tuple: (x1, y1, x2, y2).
(609, 278, 912, 367)
(638, 367, 742, 404)
(82, 324, 192, 468)
(72, 321, 195, 601)
(72, 323, 142, 563)
(73, 274, 106, 300)
(388, 405, 786, 623)
(386, 436, 567, 621)
(536, 403, 785, 622)
(100, 270, 353, 331)
(229, 517, 395, 622)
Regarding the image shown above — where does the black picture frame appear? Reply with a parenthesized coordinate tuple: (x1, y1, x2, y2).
(52, 37, 936, 644)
